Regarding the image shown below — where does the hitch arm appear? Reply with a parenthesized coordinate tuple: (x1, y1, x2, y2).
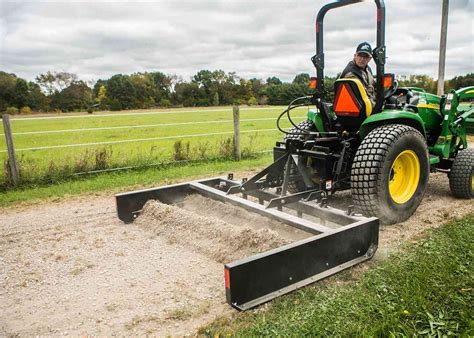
(227, 153, 289, 195)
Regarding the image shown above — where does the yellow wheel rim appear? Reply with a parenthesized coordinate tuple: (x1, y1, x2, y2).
(389, 150, 420, 204)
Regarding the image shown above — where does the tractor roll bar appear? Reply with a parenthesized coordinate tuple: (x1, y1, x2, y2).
(312, 0, 386, 114)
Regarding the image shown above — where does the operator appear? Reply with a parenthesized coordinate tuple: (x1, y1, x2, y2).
(340, 42, 376, 107)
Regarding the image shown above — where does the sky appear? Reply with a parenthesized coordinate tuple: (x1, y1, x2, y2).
(0, 0, 473, 84)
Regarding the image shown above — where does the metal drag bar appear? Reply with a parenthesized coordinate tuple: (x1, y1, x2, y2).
(237, 185, 363, 226)
(225, 219, 378, 310)
(188, 181, 330, 234)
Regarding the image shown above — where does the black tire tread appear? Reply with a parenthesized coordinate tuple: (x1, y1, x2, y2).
(351, 124, 426, 219)
(284, 120, 315, 141)
(449, 148, 474, 198)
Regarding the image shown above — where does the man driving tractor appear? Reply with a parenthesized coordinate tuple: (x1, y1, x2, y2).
(340, 42, 376, 107)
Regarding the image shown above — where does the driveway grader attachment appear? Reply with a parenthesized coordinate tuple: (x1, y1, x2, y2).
(116, 176, 378, 310)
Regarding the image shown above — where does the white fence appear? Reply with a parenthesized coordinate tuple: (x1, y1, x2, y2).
(1, 107, 305, 185)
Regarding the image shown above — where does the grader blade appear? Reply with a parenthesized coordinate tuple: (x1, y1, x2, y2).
(116, 177, 379, 310)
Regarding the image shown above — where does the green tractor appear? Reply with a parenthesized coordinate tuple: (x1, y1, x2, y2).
(231, 0, 474, 224)
(114, 0, 472, 310)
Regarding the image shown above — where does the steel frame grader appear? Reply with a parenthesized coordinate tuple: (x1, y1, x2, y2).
(116, 0, 473, 310)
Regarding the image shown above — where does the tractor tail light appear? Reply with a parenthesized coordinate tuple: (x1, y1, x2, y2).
(309, 77, 318, 89)
(383, 74, 394, 88)
(224, 267, 230, 289)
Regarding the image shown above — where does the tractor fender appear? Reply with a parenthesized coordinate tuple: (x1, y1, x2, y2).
(307, 109, 326, 132)
(455, 86, 474, 100)
(360, 110, 426, 140)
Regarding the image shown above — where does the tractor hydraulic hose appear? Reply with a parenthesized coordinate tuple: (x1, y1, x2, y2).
(286, 96, 314, 129)
(277, 95, 315, 135)
(277, 95, 337, 137)
(276, 103, 308, 135)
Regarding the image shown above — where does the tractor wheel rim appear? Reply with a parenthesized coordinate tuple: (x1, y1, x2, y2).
(389, 150, 420, 204)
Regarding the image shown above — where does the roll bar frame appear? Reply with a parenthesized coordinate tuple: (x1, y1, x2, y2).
(311, 0, 386, 114)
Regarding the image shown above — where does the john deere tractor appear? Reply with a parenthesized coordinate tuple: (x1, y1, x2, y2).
(115, 0, 472, 310)
(231, 0, 474, 224)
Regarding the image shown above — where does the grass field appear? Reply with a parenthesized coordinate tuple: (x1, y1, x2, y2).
(2, 105, 472, 188)
(0, 106, 308, 185)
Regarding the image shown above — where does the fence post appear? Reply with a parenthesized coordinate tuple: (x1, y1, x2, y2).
(2, 114, 20, 185)
(232, 105, 241, 160)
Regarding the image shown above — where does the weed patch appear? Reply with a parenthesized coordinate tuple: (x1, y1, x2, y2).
(218, 137, 234, 159)
(94, 147, 112, 170)
(173, 140, 191, 161)
(1, 138, 267, 190)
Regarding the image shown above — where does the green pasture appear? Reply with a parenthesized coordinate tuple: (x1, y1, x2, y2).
(0, 106, 309, 185)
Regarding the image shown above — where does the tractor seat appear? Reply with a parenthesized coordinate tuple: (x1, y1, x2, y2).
(333, 78, 373, 132)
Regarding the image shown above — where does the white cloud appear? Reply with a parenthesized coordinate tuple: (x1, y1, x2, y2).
(0, 0, 472, 84)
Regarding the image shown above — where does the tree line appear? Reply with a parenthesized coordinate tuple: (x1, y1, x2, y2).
(0, 70, 472, 114)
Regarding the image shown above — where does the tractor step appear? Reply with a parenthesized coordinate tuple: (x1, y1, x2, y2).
(116, 176, 379, 310)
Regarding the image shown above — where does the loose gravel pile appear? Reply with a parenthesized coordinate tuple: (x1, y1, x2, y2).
(136, 200, 290, 263)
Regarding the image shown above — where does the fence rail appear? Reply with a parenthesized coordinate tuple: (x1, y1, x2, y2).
(1, 117, 304, 136)
(0, 128, 278, 153)
(73, 149, 274, 176)
(9, 106, 285, 121)
(1, 106, 307, 186)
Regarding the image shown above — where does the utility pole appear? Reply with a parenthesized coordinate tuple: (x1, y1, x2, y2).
(437, 0, 449, 96)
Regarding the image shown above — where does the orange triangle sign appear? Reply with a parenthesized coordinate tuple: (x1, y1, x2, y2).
(334, 83, 360, 114)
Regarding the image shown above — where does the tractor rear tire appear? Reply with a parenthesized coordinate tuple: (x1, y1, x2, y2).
(449, 148, 474, 198)
(351, 124, 429, 224)
(284, 120, 316, 142)
(284, 120, 316, 193)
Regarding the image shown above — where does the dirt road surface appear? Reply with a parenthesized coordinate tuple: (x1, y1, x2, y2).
(1, 172, 472, 336)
